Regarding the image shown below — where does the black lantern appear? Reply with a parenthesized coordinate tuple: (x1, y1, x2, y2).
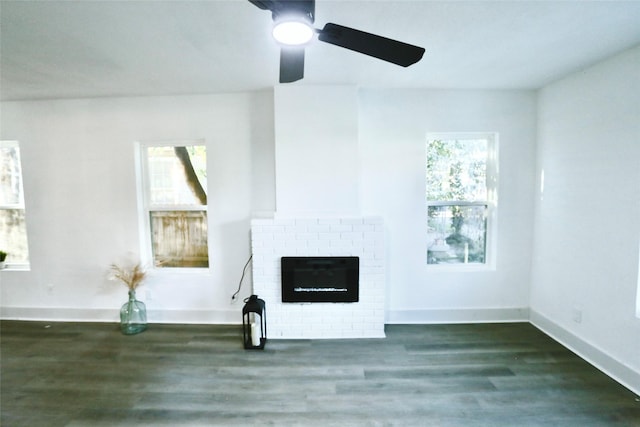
(242, 294, 266, 350)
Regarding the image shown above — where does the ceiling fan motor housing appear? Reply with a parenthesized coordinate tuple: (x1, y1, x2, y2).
(249, 0, 315, 24)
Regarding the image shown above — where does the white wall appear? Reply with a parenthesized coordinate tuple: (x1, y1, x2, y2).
(0, 92, 275, 323)
(273, 86, 360, 216)
(358, 89, 537, 323)
(274, 86, 359, 217)
(531, 45, 640, 392)
(0, 88, 538, 324)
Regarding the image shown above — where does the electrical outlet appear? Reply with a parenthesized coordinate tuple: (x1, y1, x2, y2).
(572, 308, 582, 324)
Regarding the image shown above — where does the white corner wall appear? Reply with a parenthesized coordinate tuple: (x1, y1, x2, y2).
(0, 92, 276, 323)
(531, 45, 640, 393)
(358, 89, 537, 323)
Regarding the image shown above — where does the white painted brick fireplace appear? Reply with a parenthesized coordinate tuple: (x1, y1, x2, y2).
(250, 217, 386, 339)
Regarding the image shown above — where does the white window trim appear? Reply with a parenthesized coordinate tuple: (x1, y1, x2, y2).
(0, 140, 30, 270)
(0, 141, 25, 207)
(426, 132, 499, 271)
(636, 236, 640, 319)
(135, 140, 211, 273)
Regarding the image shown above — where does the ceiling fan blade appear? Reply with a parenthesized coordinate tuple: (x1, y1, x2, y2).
(248, 0, 276, 11)
(318, 23, 425, 67)
(280, 47, 305, 83)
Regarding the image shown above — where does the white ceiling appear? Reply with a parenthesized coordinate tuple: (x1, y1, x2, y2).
(1, 0, 640, 101)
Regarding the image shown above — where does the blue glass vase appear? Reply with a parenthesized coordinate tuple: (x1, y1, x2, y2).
(120, 290, 147, 335)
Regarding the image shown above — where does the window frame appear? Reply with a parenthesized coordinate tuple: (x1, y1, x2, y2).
(425, 132, 499, 270)
(636, 237, 640, 319)
(0, 140, 30, 270)
(135, 140, 210, 272)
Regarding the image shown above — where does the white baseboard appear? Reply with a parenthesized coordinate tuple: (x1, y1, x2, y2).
(530, 309, 640, 396)
(2, 306, 529, 325)
(0, 307, 241, 324)
(0, 307, 117, 322)
(386, 307, 530, 324)
(148, 309, 240, 324)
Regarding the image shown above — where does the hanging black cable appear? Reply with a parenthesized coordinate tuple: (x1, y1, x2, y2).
(231, 255, 253, 302)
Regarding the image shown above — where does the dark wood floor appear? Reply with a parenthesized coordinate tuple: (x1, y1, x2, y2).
(1, 321, 639, 426)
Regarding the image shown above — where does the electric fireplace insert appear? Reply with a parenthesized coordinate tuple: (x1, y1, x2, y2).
(281, 256, 359, 303)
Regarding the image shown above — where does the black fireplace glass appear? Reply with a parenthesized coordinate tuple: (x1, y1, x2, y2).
(281, 256, 359, 303)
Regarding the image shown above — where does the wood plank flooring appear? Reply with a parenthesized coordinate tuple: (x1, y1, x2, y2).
(1, 321, 639, 426)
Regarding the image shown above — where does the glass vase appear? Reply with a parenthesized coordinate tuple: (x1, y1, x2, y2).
(120, 290, 147, 335)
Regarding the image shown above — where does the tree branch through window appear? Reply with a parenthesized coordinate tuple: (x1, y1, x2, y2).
(174, 147, 207, 205)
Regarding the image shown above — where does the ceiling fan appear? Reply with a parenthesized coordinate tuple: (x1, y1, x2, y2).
(248, 0, 425, 83)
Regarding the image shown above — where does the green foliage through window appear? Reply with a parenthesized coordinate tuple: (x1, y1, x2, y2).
(426, 136, 494, 265)
(426, 138, 487, 202)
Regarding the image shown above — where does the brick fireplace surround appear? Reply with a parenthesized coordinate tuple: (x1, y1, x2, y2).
(250, 217, 386, 339)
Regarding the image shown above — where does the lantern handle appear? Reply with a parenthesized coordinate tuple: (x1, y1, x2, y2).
(244, 294, 259, 303)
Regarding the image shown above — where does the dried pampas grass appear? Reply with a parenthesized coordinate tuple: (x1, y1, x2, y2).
(110, 262, 147, 291)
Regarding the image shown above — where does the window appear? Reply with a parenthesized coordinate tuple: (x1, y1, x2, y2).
(426, 133, 497, 266)
(138, 142, 208, 268)
(0, 141, 30, 268)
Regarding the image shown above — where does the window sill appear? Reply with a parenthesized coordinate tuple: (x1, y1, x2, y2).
(0, 265, 31, 272)
(148, 266, 212, 276)
(426, 263, 495, 273)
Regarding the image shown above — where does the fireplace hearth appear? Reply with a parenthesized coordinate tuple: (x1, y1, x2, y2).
(281, 256, 359, 303)
(250, 216, 386, 339)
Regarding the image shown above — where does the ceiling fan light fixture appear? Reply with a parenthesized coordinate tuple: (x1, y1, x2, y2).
(249, 0, 424, 83)
(272, 20, 314, 45)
